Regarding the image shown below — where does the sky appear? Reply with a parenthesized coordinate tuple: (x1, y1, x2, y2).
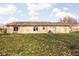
(0, 3, 79, 24)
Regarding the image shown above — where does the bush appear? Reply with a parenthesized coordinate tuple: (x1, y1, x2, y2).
(48, 30, 53, 33)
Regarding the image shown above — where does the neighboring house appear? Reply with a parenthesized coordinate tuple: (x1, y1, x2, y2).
(0, 28, 6, 34)
(6, 21, 73, 34)
(0, 28, 4, 34)
(0, 25, 6, 34)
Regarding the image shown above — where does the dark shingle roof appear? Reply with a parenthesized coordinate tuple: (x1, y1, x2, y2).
(6, 21, 71, 26)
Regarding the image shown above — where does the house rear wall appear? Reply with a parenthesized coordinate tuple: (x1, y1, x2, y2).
(6, 25, 71, 33)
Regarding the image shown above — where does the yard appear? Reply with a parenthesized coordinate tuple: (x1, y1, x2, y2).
(0, 33, 79, 56)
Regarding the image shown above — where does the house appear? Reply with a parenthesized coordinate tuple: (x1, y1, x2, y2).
(6, 21, 73, 34)
(0, 24, 7, 34)
(0, 28, 4, 34)
(0, 28, 7, 34)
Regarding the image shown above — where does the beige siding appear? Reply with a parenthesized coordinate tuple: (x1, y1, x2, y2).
(18, 26, 49, 33)
(6, 25, 71, 33)
(54, 26, 70, 33)
(18, 26, 33, 33)
(7, 26, 13, 33)
(71, 25, 79, 32)
(46, 26, 70, 33)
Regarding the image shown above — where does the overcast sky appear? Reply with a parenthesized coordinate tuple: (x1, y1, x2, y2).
(0, 3, 79, 24)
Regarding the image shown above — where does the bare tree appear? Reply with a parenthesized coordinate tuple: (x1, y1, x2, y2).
(59, 16, 78, 32)
(59, 16, 77, 25)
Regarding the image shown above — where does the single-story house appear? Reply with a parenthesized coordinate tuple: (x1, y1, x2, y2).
(0, 28, 4, 34)
(0, 28, 6, 34)
(5, 21, 74, 34)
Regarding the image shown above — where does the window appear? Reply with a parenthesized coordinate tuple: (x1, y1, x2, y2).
(13, 26, 18, 31)
(43, 26, 45, 30)
(33, 26, 38, 31)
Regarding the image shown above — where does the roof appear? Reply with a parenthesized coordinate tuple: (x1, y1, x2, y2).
(6, 21, 71, 26)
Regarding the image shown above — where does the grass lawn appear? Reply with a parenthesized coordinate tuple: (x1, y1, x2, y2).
(0, 33, 79, 56)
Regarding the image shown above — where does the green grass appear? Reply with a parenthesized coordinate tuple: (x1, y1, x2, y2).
(0, 33, 79, 56)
